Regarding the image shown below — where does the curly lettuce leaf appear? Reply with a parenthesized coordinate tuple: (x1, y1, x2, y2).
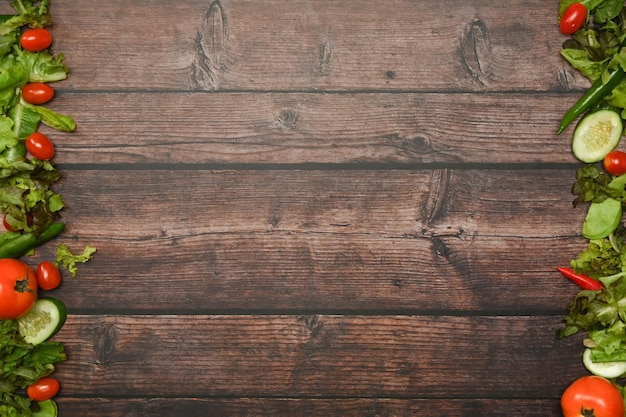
(0, 0, 50, 36)
(55, 244, 96, 277)
(0, 158, 62, 231)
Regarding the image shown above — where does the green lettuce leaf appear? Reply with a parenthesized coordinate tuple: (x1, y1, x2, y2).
(55, 244, 97, 277)
(14, 47, 68, 83)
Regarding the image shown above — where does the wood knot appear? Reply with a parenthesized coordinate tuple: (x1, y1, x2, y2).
(385, 133, 432, 155)
(191, 0, 228, 90)
(94, 321, 118, 366)
(277, 109, 299, 129)
(459, 18, 493, 85)
(319, 40, 334, 75)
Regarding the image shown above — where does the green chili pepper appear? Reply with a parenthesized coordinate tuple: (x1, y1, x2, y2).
(557, 67, 626, 134)
(0, 222, 65, 259)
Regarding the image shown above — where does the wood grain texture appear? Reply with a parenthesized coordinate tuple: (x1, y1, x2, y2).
(38, 168, 586, 313)
(54, 398, 564, 417)
(50, 315, 583, 398)
(45, 92, 581, 165)
(41, 0, 581, 92)
(0, 0, 590, 415)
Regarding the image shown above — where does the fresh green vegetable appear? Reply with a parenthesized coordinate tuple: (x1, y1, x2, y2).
(0, 2, 90, 414)
(571, 108, 623, 162)
(17, 298, 66, 345)
(559, 71, 625, 134)
(0, 0, 74, 238)
(31, 399, 57, 417)
(0, 222, 64, 259)
(0, 319, 65, 416)
(55, 243, 96, 277)
(583, 348, 626, 378)
(558, 0, 626, 134)
(582, 197, 622, 238)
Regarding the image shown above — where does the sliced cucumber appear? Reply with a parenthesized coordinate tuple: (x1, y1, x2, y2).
(572, 109, 623, 163)
(583, 348, 626, 378)
(31, 399, 58, 417)
(17, 298, 67, 345)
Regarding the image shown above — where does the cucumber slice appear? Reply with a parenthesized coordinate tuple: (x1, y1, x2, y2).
(17, 298, 66, 345)
(583, 348, 626, 378)
(582, 197, 622, 239)
(31, 399, 58, 417)
(572, 109, 623, 163)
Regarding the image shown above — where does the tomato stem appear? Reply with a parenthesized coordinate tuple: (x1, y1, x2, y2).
(13, 275, 35, 294)
(580, 406, 597, 417)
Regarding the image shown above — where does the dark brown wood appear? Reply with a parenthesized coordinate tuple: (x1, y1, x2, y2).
(41, 168, 586, 313)
(0, 0, 595, 416)
(54, 398, 563, 417)
(46, 93, 580, 165)
(43, 0, 582, 92)
(50, 315, 584, 397)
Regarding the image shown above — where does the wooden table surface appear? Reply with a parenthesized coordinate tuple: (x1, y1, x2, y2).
(1, 0, 596, 416)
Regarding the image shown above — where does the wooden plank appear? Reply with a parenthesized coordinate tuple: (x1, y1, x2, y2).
(49, 168, 586, 312)
(54, 169, 583, 238)
(51, 315, 584, 398)
(41, 168, 585, 312)
(35, 0, 580, 92)
(55, 398, 563, 417)
(47, 92, 580, 165)
(48, 232, 585, 313)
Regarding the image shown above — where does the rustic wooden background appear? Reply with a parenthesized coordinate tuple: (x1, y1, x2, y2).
(1, 0, 600, 415)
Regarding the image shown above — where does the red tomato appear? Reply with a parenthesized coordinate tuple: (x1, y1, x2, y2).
(20, 28, 52, 52)
(21, 83, 54, 105)
(561, 376, 625, 417)
(560, 3, 587, 35)
(0, 258, 37, 320)
(3, 214, 15, 232)
(3, 213, 33, 232)
(27, 377, 60, 401)
(36, 261, 62, 291)
(604, 150, 626, 176)
(25, 132, 55, 160)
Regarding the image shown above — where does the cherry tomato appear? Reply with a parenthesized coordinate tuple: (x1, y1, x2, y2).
(36, 261, 62, 291)
(3, 214, 15, 232)
(561, 376, 625, 417)
(25, 132, 55, 160)
(3, 213, 32, 232)
(604, 150, 626, 176)
(21, 82, 55, 105)
(20, 28, 52, 52)
(0, 258, 37, 320)
(560, 3, 587, 35)
(27, 377, 60, 401)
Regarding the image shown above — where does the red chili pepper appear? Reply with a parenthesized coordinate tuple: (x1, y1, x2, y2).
(557, 267, 605, 290)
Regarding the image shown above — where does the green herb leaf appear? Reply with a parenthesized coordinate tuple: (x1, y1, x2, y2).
(55, 244, 97, 277)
